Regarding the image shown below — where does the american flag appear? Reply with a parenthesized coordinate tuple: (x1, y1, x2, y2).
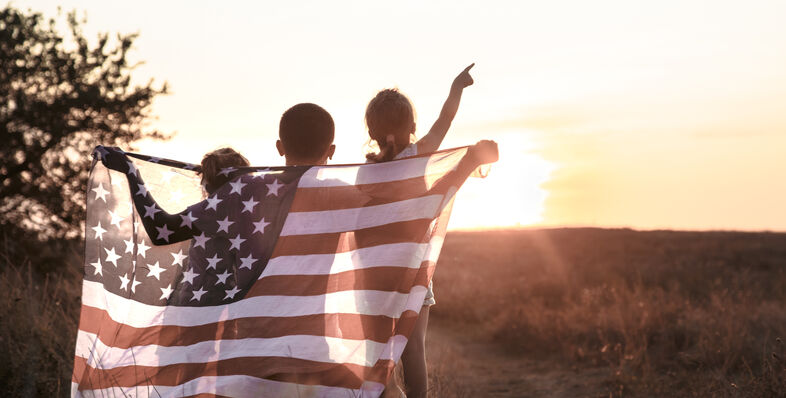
(72, 145, 478, 397)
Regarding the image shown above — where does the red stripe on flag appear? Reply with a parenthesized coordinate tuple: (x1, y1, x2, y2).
(248, 264, 435, 297)
(72, 355, 394, 390)
(78, 305, 421, 348)
(271, 219, 434, 257)
(289, 176, 429, 212)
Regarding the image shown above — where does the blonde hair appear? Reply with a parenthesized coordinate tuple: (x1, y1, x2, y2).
(364, 88, 416, 163)
(199, 148, 250, 194)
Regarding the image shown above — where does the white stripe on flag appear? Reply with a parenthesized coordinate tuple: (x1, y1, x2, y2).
(280, 194, 444, 236)
(262, 242, 428, 277)
(263, 237, 444, 277)
(75, 330, 399, 369)
(81, 280, 428, 329)
(297, 149, 466, 188)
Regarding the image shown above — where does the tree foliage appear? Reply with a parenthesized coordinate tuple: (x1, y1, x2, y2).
(0, 6, 167, 245)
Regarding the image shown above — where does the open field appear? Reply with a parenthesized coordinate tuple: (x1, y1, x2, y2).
(426, 228, 786, 397)
(2, 228, 785, 396)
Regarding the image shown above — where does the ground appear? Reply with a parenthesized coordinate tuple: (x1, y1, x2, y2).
(427, 319, 610, 398)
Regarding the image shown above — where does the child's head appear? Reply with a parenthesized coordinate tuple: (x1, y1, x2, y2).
(276, 103, 336, 165)
(365, 88, 416, 162)
(199, 148, 250, 194)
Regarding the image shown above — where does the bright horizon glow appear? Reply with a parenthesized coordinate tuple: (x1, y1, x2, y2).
(448, 132, 555, 230)
(17, 0, 786, 231)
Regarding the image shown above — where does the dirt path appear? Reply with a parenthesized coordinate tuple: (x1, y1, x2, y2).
(425, 320, 612, 397)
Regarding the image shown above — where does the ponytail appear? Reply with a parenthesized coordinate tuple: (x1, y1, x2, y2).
(365, 134, 398, 163)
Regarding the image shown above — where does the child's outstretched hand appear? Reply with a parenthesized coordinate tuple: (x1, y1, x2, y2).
(467, 139, 498, 165)
(451, 63, 475, 91)
(95, 146, 128, 169)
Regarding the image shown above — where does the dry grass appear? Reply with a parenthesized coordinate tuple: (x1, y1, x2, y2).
(430, 228, 786, 397)
(425, 341, 476, 398)
(0, 239, 82, 397)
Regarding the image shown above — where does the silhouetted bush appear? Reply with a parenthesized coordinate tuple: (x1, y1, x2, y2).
(0, 6, 167, 262)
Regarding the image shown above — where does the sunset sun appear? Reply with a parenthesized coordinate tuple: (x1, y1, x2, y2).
(448, 132, 554, 230)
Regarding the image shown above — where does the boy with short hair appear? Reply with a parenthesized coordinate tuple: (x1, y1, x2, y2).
(276, 102, 336, 166)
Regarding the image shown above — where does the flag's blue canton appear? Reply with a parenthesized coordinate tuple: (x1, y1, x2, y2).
(85, 148, 308, 307)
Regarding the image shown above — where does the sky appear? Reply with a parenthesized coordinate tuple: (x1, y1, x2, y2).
(15, 0, 786, 231)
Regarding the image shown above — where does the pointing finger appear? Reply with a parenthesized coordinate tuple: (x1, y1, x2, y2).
(464, 63, 475, 73)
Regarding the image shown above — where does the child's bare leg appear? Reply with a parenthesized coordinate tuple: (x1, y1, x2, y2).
(401, 305, 430, 398)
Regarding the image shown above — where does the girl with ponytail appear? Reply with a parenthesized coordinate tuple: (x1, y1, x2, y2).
(365, 63, 475, 163)
(364, 64, 498, 398)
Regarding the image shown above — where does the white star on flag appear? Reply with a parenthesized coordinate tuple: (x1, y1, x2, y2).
(92, 183, 110, 202)
(156, 224, 174, 242)
(205, 196, 221, 211)
(191, 287, 207, 301)
(159, 284, 174, 301)
(123, 238, 135, 254)
(171, 250, 188, 267)
(180, 212, 195, 229)
(137, 240, 150, 258)
(90, 259, 102, 276)
(239, 254, 257, 269)
(131, 278, 142, 293)
(193, 232, 210, 249)
(224, 286, 241, 300)
(126, 161, 138, 177)
(146, 261, 165, 280)
(92, 221, 107, 241)
(252, 217, 270, 235)
(136, 183, 148, 197)
(216, 217, 234, 233)
(229, 235, 246, 251)
(144, 203, 161, 219)
(104, 247, 121, 267)
(108, 209, 125, 228)
(229, 180, 246, 195)
(206, 254, 221, 269)
(266, 179, 283, 196)
(119, 273, 131, 291)
(181, 268, 198, 284)
(216, 269, 231, 285)
(218, 167, 236, 176)
(241, 197, 258, 213)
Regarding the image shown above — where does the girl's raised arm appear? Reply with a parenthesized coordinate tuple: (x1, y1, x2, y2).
(417, 63, 475, 154)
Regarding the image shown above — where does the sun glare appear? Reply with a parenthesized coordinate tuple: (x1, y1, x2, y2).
(447, 132, 554, 231)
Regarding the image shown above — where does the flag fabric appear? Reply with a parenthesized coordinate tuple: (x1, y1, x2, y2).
(72, 145, 479, 397)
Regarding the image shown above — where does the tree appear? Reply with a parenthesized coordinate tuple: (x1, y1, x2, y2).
(0, 6, 168, 247)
